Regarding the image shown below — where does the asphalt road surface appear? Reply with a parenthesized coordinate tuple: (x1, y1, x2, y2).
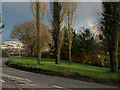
(1, 57, 119, 89)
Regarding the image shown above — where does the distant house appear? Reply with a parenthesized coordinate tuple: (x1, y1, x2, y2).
(1, 41, 25, 56)
(1, 41, 24, 50)
(1, 44, 23, 50)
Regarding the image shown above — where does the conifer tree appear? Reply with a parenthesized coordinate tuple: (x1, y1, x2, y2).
(101, 2, 119, 72)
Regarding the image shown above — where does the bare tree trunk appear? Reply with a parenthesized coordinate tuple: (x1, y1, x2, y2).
(109, 35, 116, 72)
(115, 30, 119, 70)
(55, 34, 60, 64)
(36, 2, 40, 64)
(115, 2, 120, 70)
(56, 49, 60, 64)
(32, 49, 35, 56)
(115, 1, 120, 70)
(67, 9, 71, 65)
(109, 49, 115, 72)
(67, 28, 72, 65)
(68, 40, 72, 65)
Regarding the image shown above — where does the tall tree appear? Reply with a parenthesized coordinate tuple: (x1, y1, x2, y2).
(66, 2, 78, 65)
(115, 1, 120, 70)
(10, 21, 52, 57)
(50, 2, 66, 64)
(36, 2, 41, 64)
(31, 2, 47, 64)
(101, 2, 119, 72)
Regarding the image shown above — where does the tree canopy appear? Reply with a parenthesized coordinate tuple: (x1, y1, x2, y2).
(10, 21, 53, 56)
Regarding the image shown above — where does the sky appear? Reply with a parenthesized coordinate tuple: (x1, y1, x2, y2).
(2, 2, 102, 41)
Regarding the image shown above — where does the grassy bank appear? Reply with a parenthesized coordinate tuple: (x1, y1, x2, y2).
(7, 57, 120, 86)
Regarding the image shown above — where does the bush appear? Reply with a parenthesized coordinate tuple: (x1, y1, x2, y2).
(118, 60, 120, 69)
(72, 51, 106, 67)
(2, 49, 10, 57)
(89, 53, 103, 67)
(41, 51, 50, 58)
(60, 50, 68, 60)
(72, 51, 87, 63)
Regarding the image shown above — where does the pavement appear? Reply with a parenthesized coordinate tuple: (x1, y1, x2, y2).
(1, 57, 119, 89)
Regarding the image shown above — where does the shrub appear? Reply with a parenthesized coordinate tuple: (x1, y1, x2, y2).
(41, 51, 50, 58)
(60, 50, 68, 60)
(72, 51, 83, 63)
(2, 49, 10, 57)
(60, 71, 72, 77)
(72, 51, 106, 67)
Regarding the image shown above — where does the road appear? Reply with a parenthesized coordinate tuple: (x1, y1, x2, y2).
(1, 57, 119, 89)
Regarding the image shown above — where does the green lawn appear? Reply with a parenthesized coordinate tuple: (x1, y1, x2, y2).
(8, 57, 120, 84)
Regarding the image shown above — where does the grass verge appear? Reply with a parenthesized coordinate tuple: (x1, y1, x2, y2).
(7, 57, 120, 87)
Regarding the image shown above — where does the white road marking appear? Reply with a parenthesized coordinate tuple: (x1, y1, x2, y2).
(52, 85, 64, 88)
(2, 74, 31, 82)
(0, 79, 5, 83)
(21, 84, 35, 86)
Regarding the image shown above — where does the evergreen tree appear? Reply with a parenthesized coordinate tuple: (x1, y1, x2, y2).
(72, 27, 96, 55)
(101, 2, 119, 72)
